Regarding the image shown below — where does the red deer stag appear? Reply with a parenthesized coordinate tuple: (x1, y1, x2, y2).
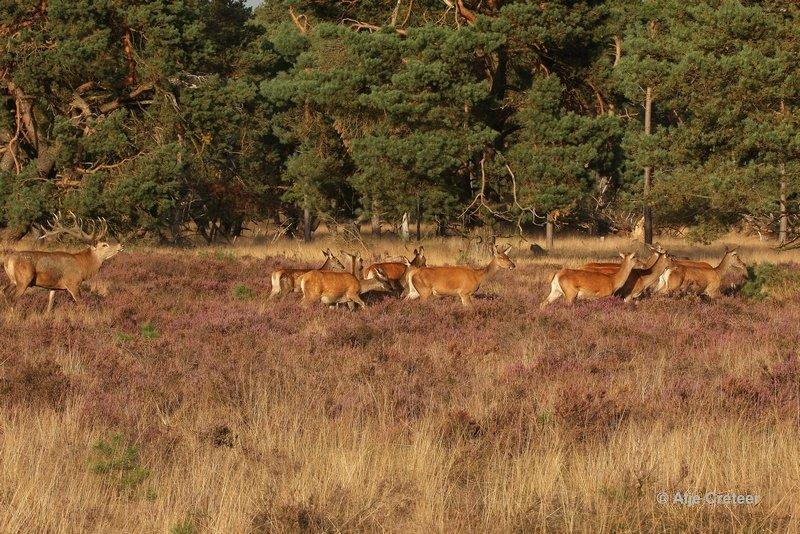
(268, 249, 345, 299)
(299, 267, 392, 309)
(541, 252, 637, 308)
(405, 244, 515, 308)
(363, 246, 426, 292)
(2, 212, 122, 313)
(656, 247, 746, 298)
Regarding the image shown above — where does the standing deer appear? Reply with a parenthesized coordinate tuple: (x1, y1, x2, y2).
(541, 252, 637, 308)
(299, 267, 392, 309)
(405, 244, 515, 308)
(268, 249, 345, 299)
(2, 212, 122, 313)
(363, 246, 426, 292)
(656, 247, 746, 298)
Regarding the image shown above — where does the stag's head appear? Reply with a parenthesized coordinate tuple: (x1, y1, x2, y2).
(37, 211, 123, 260)
(494, 244, 516, 270)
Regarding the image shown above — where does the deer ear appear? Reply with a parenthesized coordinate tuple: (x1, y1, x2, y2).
(619, 252, 625, 259)
(504, 244, 513, 254)
(413, 248, 418, 255)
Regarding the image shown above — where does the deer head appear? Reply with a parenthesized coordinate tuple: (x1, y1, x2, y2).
(322, 248, 346, 271)
(340, 250, 364, 279)
(37, 211, 123, 260)
(411, 246, 427, 267)
(494, 244, 516, 270)
(724, 247, 747, 271)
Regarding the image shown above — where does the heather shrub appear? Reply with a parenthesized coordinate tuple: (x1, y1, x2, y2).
(89, 433, 152, 498)
(232, 283, 255, 300)
(141, 322, 159, 340)
(0, 358, 71, 410)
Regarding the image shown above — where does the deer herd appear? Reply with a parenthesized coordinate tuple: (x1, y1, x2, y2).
(0, 212, 749, 313)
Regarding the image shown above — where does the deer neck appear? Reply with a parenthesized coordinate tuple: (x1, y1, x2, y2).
(611, 259, 636, 291)
(714, 252, 734, 274)
(359, 277, 386, 294)
(641, 254, 669, 283)
(479, 257, 501, 282)
(79, 248, 103, 278)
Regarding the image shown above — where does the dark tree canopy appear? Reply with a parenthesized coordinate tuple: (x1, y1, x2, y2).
(1, 0, 798, 243)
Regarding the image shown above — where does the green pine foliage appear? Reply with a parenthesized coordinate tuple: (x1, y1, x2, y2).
(1, 1, 798, 241)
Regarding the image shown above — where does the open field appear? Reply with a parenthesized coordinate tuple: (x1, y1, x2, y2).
(2, 234, 800, 532)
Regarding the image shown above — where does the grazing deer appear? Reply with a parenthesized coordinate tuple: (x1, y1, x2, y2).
(405, 244, 515, 308)
(299, 267, 392, 309)
(268, 249, 345, 299)
(363, 246, 426, 292)
(656, 247, 746, 298)
(541, 252, 637, 308)
(2, 212, 122, 313)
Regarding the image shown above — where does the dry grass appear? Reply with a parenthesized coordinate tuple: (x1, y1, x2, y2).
(1, 232, 799, 532)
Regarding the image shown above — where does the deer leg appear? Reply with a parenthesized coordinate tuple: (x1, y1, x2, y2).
(416, 286, 432, 301)
(459, 293, 474, 308)
(45, 290, 57, 313)
(65, 283, 80, 305)
(351, 293, 367, 309)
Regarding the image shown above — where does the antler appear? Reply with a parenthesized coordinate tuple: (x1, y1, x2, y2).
(36, 211, 108, 243)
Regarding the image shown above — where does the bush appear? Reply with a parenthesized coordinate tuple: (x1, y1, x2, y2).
(232, 283, 255, 300)
(90, 434, 151, 497)
(0, 358, 71, 410)
(741, 263, 800, 300)
(141, 322, 160, 339)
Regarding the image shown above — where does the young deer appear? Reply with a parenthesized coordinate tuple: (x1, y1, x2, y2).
(299, 267, 392, 309)
(656, 247, 746, 298)
(405, 244, 515, 308)
(363, 246, 426, 292)
(541, 252, 637, 308)
(268, 249, 345, 299)
(3, 212, 122, 313)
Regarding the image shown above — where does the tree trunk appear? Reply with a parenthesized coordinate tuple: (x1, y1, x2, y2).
(7, 81, 58, 176)
(371, 199, 381, 237)
(545, 216, 554, 250)
(0, 128, 18, 172)
(779, 165, 788, 245)
(400, 212, 409, 241)
(303, 202, 313, 242)
(416, 203, 422, 241)
(643, 86, 653, 245)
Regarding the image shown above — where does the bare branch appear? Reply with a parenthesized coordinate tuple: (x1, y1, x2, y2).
(288, 7, 308, 34)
